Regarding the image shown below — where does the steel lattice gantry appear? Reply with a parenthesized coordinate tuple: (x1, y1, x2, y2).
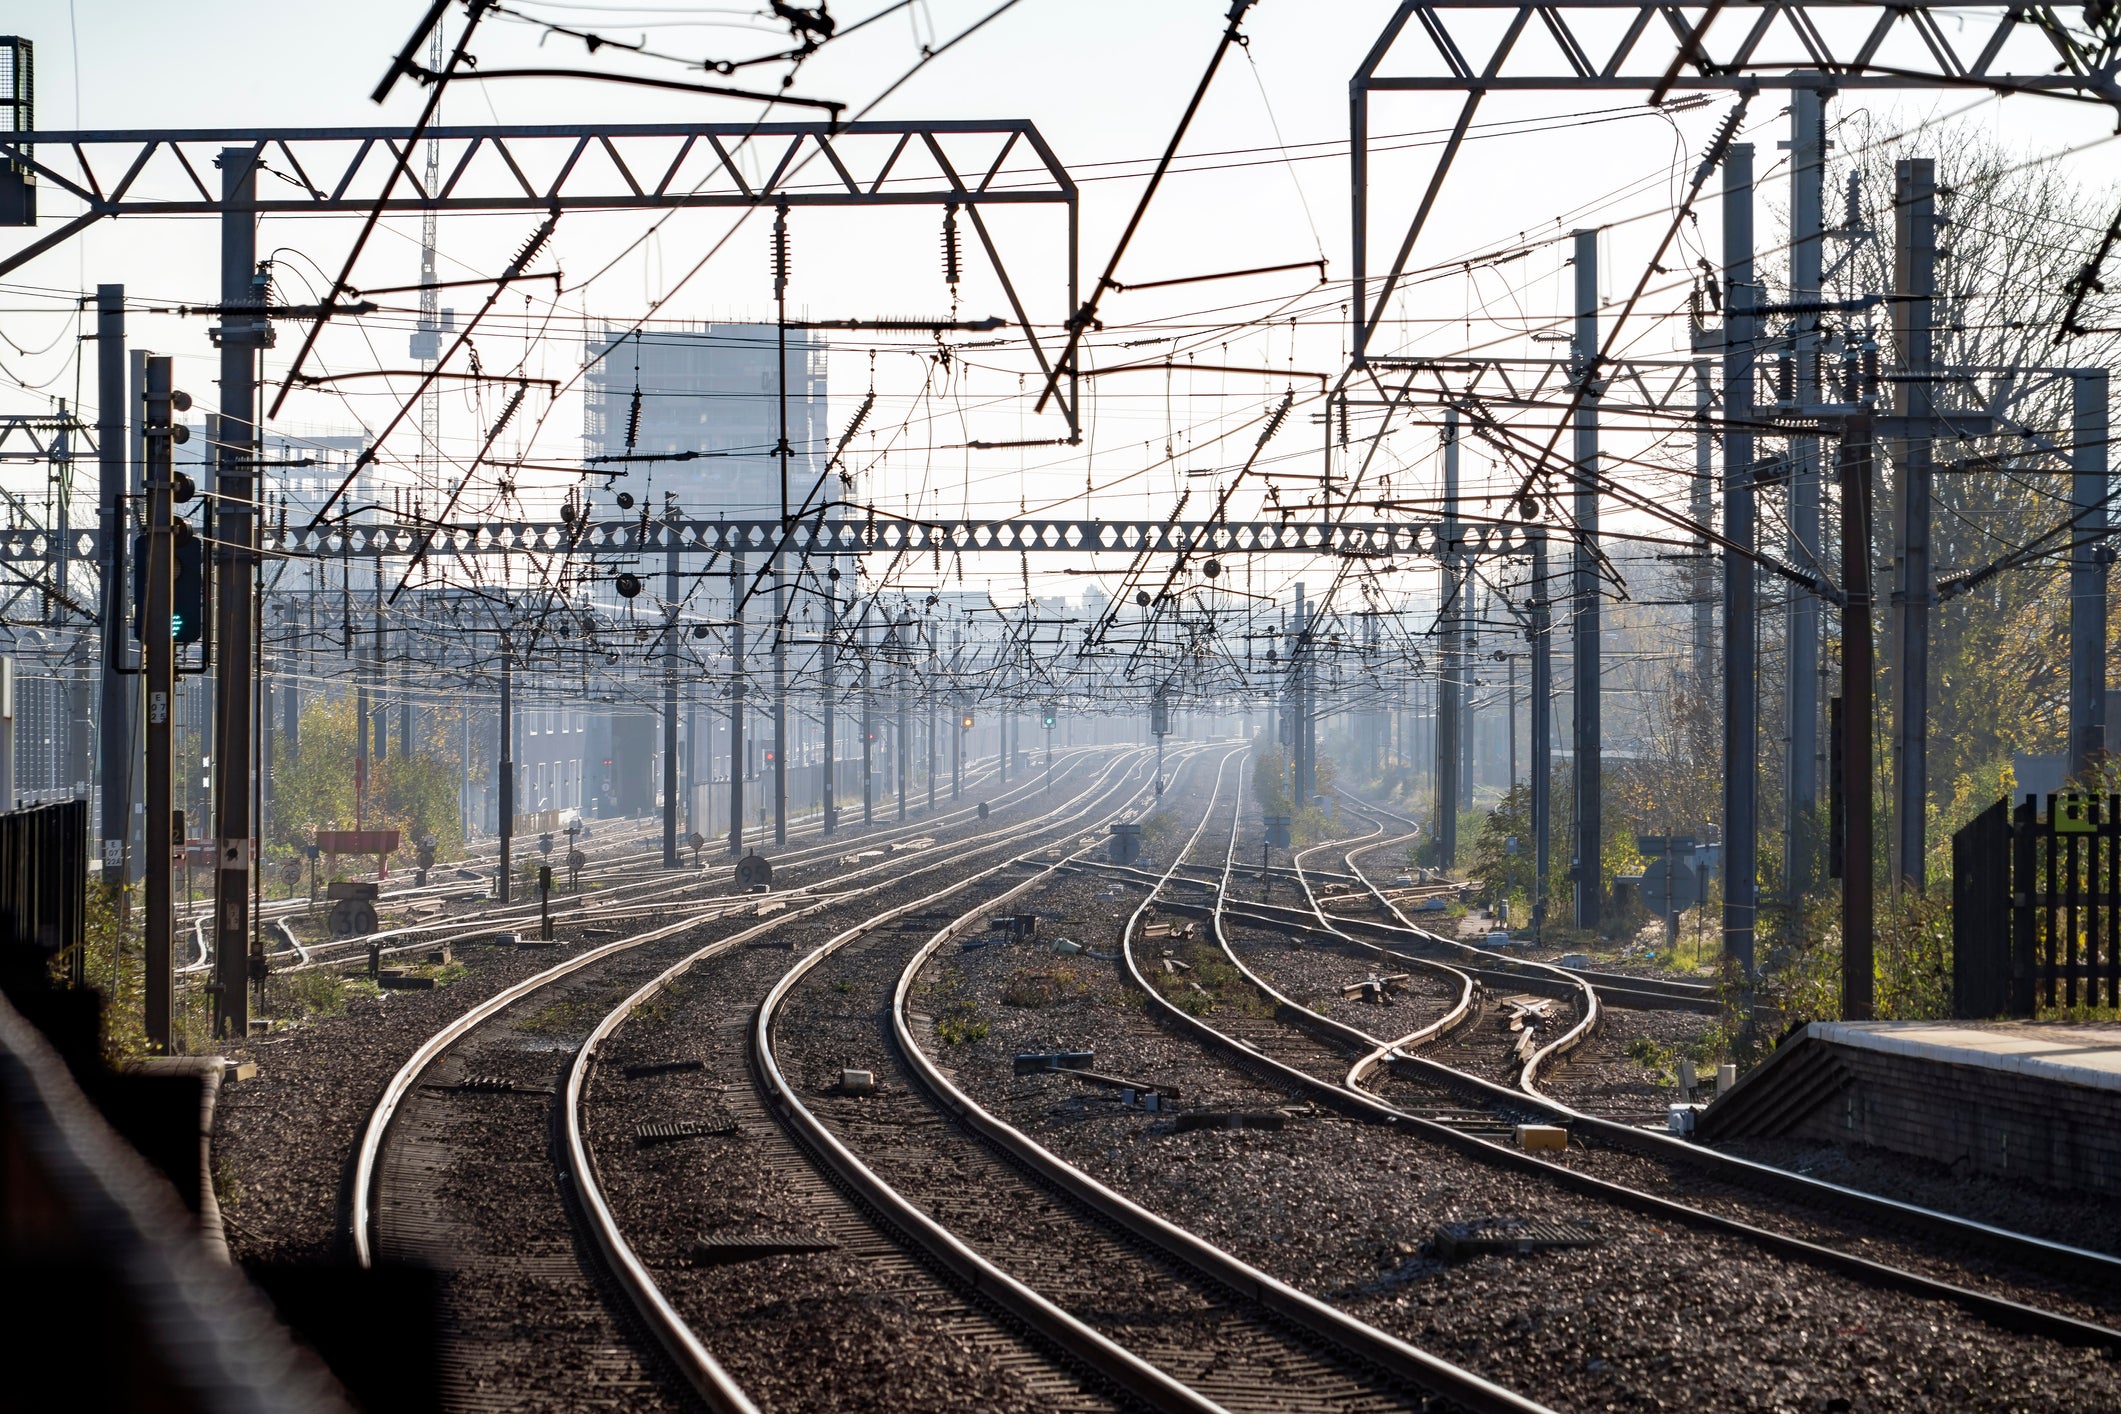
(0, 118, 1081, 428)
(1352, 1, 2121, 357)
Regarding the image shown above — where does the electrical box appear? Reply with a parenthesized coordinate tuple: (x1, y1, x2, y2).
(1109, 822, 1142, 865)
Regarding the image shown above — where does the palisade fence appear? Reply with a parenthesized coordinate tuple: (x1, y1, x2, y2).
(0, 798, 88, 984)
(1952, 794, 2121, 1018)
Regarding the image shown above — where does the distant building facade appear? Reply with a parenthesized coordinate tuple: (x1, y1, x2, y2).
(581, 324, 831, 819)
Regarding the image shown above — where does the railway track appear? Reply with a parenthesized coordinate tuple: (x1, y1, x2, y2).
(250, 751, 1082, 980)
(1139, 782, 2121, 1350)
(827, 746, 1545, 1414)
(353, 745, 1182, 1412)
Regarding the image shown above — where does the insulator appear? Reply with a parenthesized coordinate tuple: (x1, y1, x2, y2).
(1860, 339, 1880, 397)
(624, 386, 643, 452)
(772, 206, 791, 297)
(942, 205, 962, 288)
(1776, 353, 1794, 406)
(514, 219, 556, 272)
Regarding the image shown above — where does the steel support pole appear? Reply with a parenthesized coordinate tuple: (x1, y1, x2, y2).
(1459, 585, 1476, 809)
(142, 356, 178, 1054)
(1692, 358, 1716, 685)
(727, 553, 746, 857)
(1891, 158, 1936, 889)
(372, 573, 387, 767)
(662, 534, 680, 868)
(1437, 411, 1460, 866)
(1293, 582, 1312, 807)
(1530, 527, 1552, 940)
(1722, 144, 1759, 979)
(1785, 89, 1826, 900)
(212, 147, 260, 1040)
(1301, 601, 1316, 806)
(128, 351, 147, 877)
(1840, 418, 1876, 1019)
(822, 568, 837, 834)
(2070, 371, 2110, 778)
(1571, 228, 1602, 929)
(773, 559, 787, 846)
(861, 611, 874, 827)
(96, 285, 129, 882)
(897, 621, 910, 822)
(496, 645, 513, 901)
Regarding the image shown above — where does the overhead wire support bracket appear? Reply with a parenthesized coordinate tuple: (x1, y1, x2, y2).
(1033, 0, 1258, 420)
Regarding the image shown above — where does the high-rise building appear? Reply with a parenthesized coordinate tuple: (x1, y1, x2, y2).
(584, 324, 829, 520)
(581, 324, 831, 821)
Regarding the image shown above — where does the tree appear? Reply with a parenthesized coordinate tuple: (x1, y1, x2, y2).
(272, 694, 465, 868)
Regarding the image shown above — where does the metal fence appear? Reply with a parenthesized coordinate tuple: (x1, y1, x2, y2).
(1952, 794, 2121, 1017)
(0, 798, 87, 981)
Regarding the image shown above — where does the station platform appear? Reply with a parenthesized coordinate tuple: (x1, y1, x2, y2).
(1696, 1020, 2121, 1196)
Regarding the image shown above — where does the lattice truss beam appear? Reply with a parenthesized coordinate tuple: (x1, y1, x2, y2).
(1365, 2, 2120, 95)
(0, 414, 91, 463)
(0, 119, 1072, 224)
(1353, 356, 2088, 443)
(1352, 1, 2121, 358)
(0, 118, 1080, 428)
(0, 513, 1528, 567)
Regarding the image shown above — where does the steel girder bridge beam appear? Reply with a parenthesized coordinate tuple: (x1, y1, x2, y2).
(1351, 1, 2121, 361)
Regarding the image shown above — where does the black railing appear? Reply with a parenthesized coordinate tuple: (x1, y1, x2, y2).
(1952, 793, 2121, 1018)
(0, 798, 88, 982)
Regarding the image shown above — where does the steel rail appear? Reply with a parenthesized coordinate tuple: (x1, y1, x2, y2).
(351, 747, 1116, 1265)
(1106, 784, 2121, 1350)
(1322, 797, 2121, 1296)
(897, 748, 1559, 1414)
(277, 749, 1078, 976)
(569, 745, 1175, 1412)
(1315, 798, 1602, 1093)
(555, 746, 1154, 1413)
(1267, 813, 1481, 1085)
(749, 746, 1243, 1414)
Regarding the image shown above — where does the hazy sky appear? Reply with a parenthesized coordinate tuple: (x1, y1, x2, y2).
(4, 1, 2116, 613)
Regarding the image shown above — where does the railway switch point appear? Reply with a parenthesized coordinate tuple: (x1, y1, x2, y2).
(1514, 1125, 1569, 1152)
